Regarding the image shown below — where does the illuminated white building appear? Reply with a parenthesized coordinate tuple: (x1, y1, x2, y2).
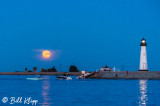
(100, 65, 112, 71)
(139, 38, 148, 71)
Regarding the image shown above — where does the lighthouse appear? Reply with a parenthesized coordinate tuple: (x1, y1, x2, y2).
(139, 38, 148, 71)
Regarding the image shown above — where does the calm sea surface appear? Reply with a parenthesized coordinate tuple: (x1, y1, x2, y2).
(0, 75, 160, 106)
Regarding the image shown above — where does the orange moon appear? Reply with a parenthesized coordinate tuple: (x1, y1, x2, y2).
(42, 50, 51, 58)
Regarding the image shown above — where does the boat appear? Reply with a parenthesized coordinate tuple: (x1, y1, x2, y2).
(76, 72, 93, 79)
(26, 75, 46, 80)
(56, 74, 72, 80)
(26, 78, 46, 80)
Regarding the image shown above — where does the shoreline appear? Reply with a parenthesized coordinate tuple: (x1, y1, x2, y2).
(1, 71, 160, 80)
(0, 72, 81, 76)
(88, 71, 160, 79)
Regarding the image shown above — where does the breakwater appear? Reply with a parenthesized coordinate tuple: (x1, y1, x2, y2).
(1, 71, 160, 79)
(0, 72, 81, 76)
(88, 71, 160, 79)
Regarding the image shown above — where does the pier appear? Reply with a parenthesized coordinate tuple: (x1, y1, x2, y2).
(0, 72, 81, 76)
(87, 71, 160, 79)
(1, 71, 160, 80)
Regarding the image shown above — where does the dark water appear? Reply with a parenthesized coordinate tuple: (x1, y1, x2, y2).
(0, 75, 160, 106)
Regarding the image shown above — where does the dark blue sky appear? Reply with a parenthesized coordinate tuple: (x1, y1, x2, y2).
(0, 0, 160, 72)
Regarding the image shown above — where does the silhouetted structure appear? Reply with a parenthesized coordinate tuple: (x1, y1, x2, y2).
(28, 70, 33, 72)
(41, 68, 47, 72)
(69, 65, 79, 72)
(33, 67, 37, 72)
(25, 68, 27, 72)
(41, 66, 57, 72)
(48, 66, 57, 72)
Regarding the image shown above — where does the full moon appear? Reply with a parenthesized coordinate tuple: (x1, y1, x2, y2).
(42, 50, 51, 58)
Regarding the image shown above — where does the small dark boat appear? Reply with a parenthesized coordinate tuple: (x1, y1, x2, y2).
(56, 74, 72, 80)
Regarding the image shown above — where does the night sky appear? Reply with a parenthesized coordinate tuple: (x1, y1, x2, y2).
(0, 0, 160, 72)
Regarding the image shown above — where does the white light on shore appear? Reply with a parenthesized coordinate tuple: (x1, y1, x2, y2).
(81, 71, 86, 75)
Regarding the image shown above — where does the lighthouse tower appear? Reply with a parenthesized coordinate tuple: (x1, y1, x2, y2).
(139, 38, 148, 71)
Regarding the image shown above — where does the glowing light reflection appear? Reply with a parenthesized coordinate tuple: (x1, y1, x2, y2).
(42, 76, 51, 106)
(139, 80, 148, 106)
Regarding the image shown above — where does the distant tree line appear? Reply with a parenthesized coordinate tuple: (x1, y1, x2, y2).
(69, 65, 79, 72)
(25, 65, 80, 72)
(41, 66, 57, 72)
